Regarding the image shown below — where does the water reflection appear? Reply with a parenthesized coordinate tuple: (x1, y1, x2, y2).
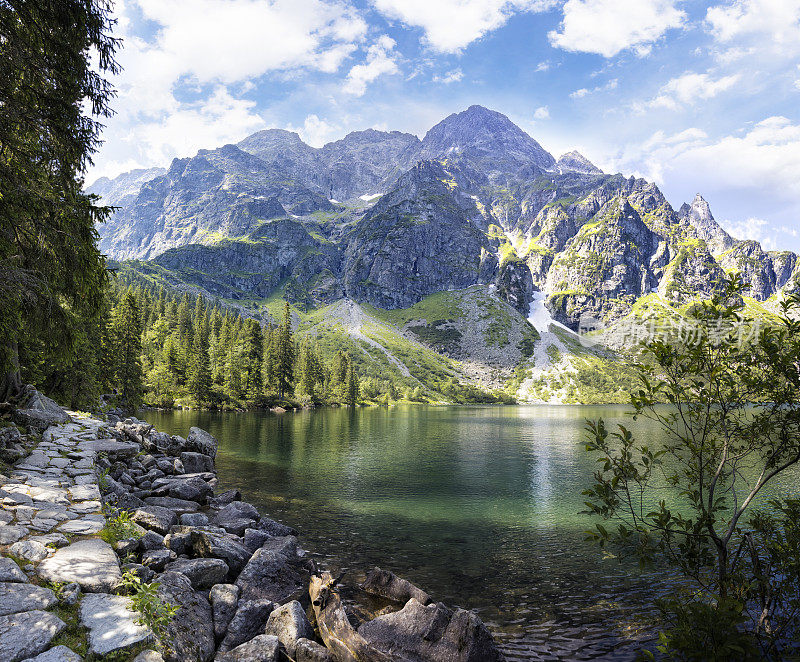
(138, 405, 800, 660)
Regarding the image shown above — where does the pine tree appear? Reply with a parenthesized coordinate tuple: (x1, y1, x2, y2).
(243, 319, 263, 401)
(346, 354, 359, 407)
(112, 289, 144, 408)
(187, 318, 212, 407)
(275, 302, 295, 399)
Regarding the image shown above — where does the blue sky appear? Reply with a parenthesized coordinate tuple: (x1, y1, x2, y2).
(91, 0, 800, 251)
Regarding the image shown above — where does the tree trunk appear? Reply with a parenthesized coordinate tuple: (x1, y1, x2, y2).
(309, 572, 393, 662)
(0, 341, 24, 404)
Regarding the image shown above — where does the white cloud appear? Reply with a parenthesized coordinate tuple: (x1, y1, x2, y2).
(533, 106, 550, 120)
(615, 117, 800, 199)
(433, 69, 464, 84)
(549, 0, 686, 57)
(535, 61, 551, 72)
(722, 216, 769, 243)
(287, 114, 341, 147)
(371, 0, 554, 53)
(706, 0, 800, 47)
(570, 78, 618, 99)
(647, 72, 740, 110)
(89, 0, 369, 180)
(343, 35, 400, 96)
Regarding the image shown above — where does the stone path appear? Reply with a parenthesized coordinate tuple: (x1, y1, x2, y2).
(0, 413, 161, 662)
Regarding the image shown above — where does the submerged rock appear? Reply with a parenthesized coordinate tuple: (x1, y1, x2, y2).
(362, 567, 432, 605)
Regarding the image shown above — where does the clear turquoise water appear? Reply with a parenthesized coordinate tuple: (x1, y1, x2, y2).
(139, 405, 800, 661)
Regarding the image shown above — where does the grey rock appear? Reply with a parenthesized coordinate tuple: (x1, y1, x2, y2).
(216, 634, 280, 661)
(20, 644, 82, 661)
(209, 583, 239, 643)
(189, 529, 251, 577)
(132, 651, 166, 662)
(58, 516, 104, 535)
(218, 599, 275, 652)
(156, 571, 216, 662)
(0, 609, 66, 662)
(358, 598, 504, 662)
(180, 452, 214, 474)
(67, 484, 101, 501)
(121, 562, 155, 583)
(234, 538, 306, 604)
(141, 548, 176, 572)
(295, 638, 334, 662)
(140, 530, 165, 551)
(165, 558, 228, 589)
(242, 528, 273, 553)
(132, 505, 178, 534)
(0, 525, 29, 544)
(37, 539, 121, 593)
(9, 540, 50, 563)
(80, 592, 154, 655)
(186, 427, 217, 458)
(60, 582, 80, 606)
(0, 557, 28, 582)
(180, 512, 209, 527)
(13, 389, 71, 431)
(0, 582, 58, 616)
(212, 501, 259, 535)
(255, 516, 297, 538)
(208, 489, 241, 509)
(143, 496, 200, 515)
(263, 600, 314, 657)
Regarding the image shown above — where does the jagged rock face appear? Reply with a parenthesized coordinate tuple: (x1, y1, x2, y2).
(546, 198, 661, 300)
(716, 240, 777, 300)
(91, 105, 797, 331)
(555, 151, 603, 175)
(150, 219, 342, 307)
(679, 194, 735, 257)
(658, 238, 726, 303)
(98, 144, 331, 260)
(343, 162, 497, 309)
(418, 105, 555, 184)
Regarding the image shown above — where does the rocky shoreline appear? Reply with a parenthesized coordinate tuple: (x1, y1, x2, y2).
(0, 392, 505, 661)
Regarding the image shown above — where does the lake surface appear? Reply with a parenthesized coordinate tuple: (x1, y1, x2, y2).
(139, 405, 800, 661)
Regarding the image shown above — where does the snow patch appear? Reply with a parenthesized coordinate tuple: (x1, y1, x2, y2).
(329, 199, 340, 204)
(527, 291, 571, 335)
(359, 193, 382, 201)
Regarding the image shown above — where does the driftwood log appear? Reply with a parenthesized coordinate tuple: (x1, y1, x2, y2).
(309, 572, 393, 662)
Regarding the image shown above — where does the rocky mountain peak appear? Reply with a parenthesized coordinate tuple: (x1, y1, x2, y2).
(555, 151, 603, 175)
(680, 193, 735, 256)
(419, 105, 555, 173)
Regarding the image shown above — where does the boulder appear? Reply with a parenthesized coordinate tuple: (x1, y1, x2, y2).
(209, 583, 240, 643)
(141, 548, 177, 572)
(180, 452, 214, 474)
(0, 610, 65, 662)
(186, 427, 218, 458)
(167, 477, 212, 503)
(295, 638, 334, 662)
(218, 599, 276, 653)
(358, 598, 504, 662)
(156, 571, 216, 662)
(362, 567, 432, 605)
(8, 540, 49, 563)
(190, 529, 251, 577)
(208, 489, 241, 509)
(143, 496, 200, 515)
(264, 600, 314, 657)
(235, 540, 306, 604)
(121, 562, 155, 583)
(37, 539, 121, 593)
(255, 516, 297, 537)
(13, 389, 71, 431)
(79, 593, 154, 656)
(212, 501, 259, 535)
(133, 651, 166, 662)
(180, 512, 210, 527)
(132, 506, 178, 534)
(165, 558, 228, 590)
(242, 528, 273, 553)
(140, 530, 165, 551)
(216, 634, 280, 661)
(0, 582, 58, 616)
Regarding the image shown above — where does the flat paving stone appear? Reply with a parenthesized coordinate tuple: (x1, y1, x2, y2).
(0, 526, 29, 545)
(0, 558, 28, 583)
(67, 484, 100, 501)
(37, 539, 121, 593)
(59, 516, 104, 535)
(77, 439, 139, 458)
(0, 582, 58, 616)
(69, 500, 101, 514)
(19, 644, 83, 661)
(9, 540, 49, 563)
(80, 593, 154, 656)
(0, 610, 65, 662)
